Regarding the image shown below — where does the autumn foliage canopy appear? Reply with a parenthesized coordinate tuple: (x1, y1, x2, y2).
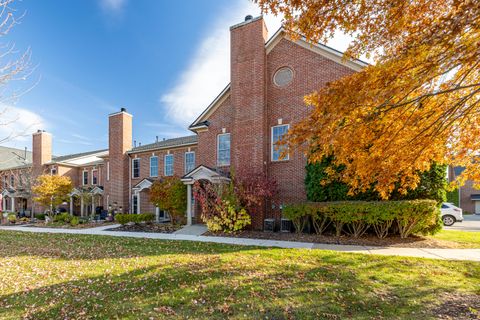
(255, 0, 480, 198)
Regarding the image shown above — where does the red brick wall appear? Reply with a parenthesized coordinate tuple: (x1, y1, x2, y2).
(265, 38, 355, 224)
(196, 95, 233, 170)
(106, 110, 132, 212)
(129, 146, 197, 213)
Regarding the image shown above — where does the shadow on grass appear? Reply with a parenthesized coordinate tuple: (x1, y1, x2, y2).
(0, 231, 259, 261)
(1, 248, 479, 320)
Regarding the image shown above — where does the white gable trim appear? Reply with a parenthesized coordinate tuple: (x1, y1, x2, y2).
(265, 28, 368, 72)
(181, 165, 230, 185)
(189, 84, 231, 131)
(132, 178, 153, 192)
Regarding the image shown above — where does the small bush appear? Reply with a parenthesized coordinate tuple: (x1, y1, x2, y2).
(53, 212, 71, 224)
(283, 204, 310, 233)
(115, 213, 155, 225)
(204, 200, 251, 233)
(70, 216, 80, 226)
(35, 213, 46, 221)
(7, 213, 16, 223)
(282, 200, 441, 238)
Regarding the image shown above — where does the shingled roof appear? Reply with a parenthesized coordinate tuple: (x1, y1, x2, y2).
(128, 135, 197, 154)
(0, 146, 32, 170)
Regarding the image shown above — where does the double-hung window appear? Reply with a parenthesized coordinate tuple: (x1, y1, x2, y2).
(92, 170, 98, 185)
(217, 133, 231, 166)
(164, 154, 174, 176)
(132, 194, 139, 214)
(150, 156, 158, 177)
(83, 171, 88, 185)
(185, 152, 195, 174)
(132, 158, 140, 178)
(10, 175, 14, 188)
(272, 124, 290, 161)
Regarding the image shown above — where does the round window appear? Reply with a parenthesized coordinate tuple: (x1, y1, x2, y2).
(273, 67, 294, 87)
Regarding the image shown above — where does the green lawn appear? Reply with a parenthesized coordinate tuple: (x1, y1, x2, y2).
(0, 231, 478, 319)
(429, 230, 480, 248)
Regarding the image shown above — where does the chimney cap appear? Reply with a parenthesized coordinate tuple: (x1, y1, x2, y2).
(120, 107, 127, 112)
(245, 15, 253, 21)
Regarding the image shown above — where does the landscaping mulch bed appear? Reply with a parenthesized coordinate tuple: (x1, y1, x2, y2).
(204, 230, 466, 249)
(432, 293, 480, 319)
(106, 223, 181, 233)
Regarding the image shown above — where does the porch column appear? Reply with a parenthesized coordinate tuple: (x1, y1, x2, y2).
(69, 196, 73, 215)
(187, 184, 192, 226)
(11, 197, 15, 212)
(155, 207, 159, 223)
(2, 196, 6, 212)
(80, 196, 84, 217)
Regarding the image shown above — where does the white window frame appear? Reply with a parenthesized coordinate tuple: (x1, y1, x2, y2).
(150, 156, 159, 177)
(217, 133, 231, 166)
(271, 124, 290, 162)
(184, 151, 195, 174)
(50, 167, 57, 176)
(106, 161, 110, 181)
(132, 158, 140, 178)
(82, 170, 88, 185)
(92, 169, 98, 185)
(164, 154, 174, 176)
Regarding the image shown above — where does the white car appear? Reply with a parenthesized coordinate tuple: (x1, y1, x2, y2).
(440, 203, 463, 226)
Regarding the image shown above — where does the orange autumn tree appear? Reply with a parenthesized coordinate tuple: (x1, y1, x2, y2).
(255, 0, 480, 198)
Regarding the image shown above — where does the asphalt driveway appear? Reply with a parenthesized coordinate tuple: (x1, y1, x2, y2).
(445, 214, 480, 232)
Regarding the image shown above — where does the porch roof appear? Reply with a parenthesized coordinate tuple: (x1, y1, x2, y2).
(181, 165, 230, 185)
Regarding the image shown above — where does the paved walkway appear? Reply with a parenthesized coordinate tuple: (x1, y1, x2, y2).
(0, 224, 479, 262)
(445, 214, 480, 232)
(173, 224, 208, 236)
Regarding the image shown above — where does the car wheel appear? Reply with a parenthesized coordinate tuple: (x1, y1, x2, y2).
(442, 215, 456, 226)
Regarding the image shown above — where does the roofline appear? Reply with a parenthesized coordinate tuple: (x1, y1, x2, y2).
(229, 15, 263, 31)
(189, 84, 231, 130)
(127, 141, 198, 155)
(108, 110, 133, 118)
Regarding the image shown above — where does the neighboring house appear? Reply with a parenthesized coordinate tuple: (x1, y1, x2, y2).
(448, 166, 480, 214)
(0, 15, 367, 228)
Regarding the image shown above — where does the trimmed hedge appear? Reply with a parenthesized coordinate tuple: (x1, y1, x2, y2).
(115, 213, 155, 225)
(283, 200, 442, 239)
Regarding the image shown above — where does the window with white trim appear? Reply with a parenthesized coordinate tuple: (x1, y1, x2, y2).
(132, 158, 140, 178)
(92, 170, 98, 185)
(164, 154, 174, 176)
(10, 175, 14, 188)
(150, 156, 158, 177)
(50, 167, 57, 175)
(217, 133, 231, 166)
(185, 152, 195, 174)
(272, 124, 290, 161)
(83, 171, 88, 185)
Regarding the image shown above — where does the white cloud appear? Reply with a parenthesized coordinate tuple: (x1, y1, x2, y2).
(100, 0, 127, 14)
(160, 1, 282, 127)
(0, 105, 46, 147)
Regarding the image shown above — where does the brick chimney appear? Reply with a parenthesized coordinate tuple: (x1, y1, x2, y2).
(32, 130, 52, 175)
(107, 108, 132, 212)
(230, 15, 268, 172)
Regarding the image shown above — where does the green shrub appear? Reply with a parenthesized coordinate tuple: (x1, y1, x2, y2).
(306, 157, 447, 204)
(283, 204, 310, 233)
(115, 213, 155, 225)
(283, 200, 441, 238)
(446, 189, 460, 207)
(7, 213, 16, 223)
(36, 213, 46, 221)
(53, 213, 71, 224)
(70, 216, 80, 227)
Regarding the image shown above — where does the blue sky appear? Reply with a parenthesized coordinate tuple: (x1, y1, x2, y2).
(1, 0, 352, 156)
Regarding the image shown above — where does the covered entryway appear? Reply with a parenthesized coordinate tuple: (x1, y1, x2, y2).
(132, 178, 169, 222)
(181, 165, 230, 226)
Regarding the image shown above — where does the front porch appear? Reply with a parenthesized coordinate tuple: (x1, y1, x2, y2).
(132, 178, 170, 222)
(181, 165, 230, 226)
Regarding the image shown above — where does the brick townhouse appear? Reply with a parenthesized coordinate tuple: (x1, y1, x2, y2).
(0, 15, 368, 229)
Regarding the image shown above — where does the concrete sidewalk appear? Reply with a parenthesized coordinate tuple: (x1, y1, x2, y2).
(1, 224, 479, 262)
